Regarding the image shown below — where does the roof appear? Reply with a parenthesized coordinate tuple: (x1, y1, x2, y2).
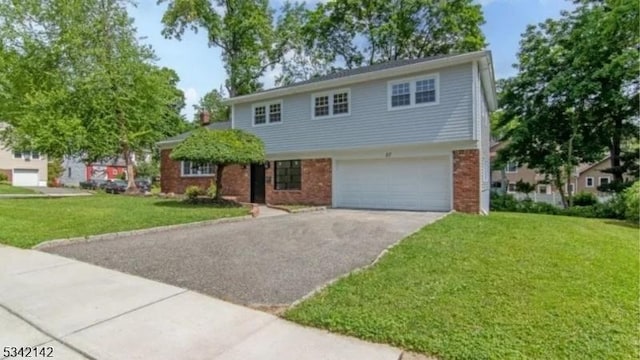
(157, 121, 231, 146)
(224, 50, 496, 110)
(577, 156, 611, 175)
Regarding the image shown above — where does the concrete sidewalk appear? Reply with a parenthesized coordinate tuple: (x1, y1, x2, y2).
(0, 246, 401, 360)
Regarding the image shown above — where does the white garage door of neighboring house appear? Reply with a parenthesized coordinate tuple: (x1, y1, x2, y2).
(334, 156, 451, 211)
(13, 169, 39, 187)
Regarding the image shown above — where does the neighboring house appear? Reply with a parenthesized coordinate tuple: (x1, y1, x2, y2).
(490, 142, 618, 196)
(158, 51, 497, 213)
(0, 123, 48, 187)
(60, 153, 151, 186)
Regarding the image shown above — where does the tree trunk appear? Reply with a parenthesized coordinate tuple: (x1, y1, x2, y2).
(215, 164, 225, 201)
(123, 145, 137, 193)
(610, 115, 623, 183)
(553, 170, 568, 208)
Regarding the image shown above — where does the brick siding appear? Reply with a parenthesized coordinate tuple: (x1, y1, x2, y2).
(265, 158, 332, 205)
(453, 149, 480, 213)
(159, 149, 249, 202)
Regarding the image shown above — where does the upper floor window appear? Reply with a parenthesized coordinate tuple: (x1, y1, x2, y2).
(13, 151, 40, 160)
(599, 177, 610, 186)
(253, 101, 282, 126)
(505, 162, 518, 173)
(586, 177, 594, 187)
(181, 161, 215, 177)
(388, 74, 439, 110)
(312, 89, 350, 119)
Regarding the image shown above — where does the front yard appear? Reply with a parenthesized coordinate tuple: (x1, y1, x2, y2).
(0, 194, 248, 248)
(285, 213, 639, 360)
(0, 183, 36, 194)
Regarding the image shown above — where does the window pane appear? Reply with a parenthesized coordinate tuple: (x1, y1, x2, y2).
(182, 161, 191, 175)
(254, 106, 266, 124)
(314, 96, 329, 117)
(269, 103, 281, 123)
(333, 92, 349, 115)
(31, 152, 40, 159)
(274, 160, 301, 190)
(13, 151, 21, 159)
(391, 94, 411, 107)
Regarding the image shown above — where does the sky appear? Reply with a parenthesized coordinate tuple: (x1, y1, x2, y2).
(128, 0, 574, 120)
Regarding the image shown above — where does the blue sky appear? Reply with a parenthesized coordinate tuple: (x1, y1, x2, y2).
(128, 0, 573, 120)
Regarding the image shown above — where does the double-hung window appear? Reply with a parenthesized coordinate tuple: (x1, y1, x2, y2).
(181, 161, 215, 177)
(505, 162, 518, 173)
(274, 160, 301, 190)
(586, 177, 594, 187)
(388, 74, 439, 109)
(253, 101, 283, 126)
(312, 89, 350, 119)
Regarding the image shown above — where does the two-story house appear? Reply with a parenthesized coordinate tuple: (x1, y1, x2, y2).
(0, 123, 48, 187)
(158, 51, 497, 213)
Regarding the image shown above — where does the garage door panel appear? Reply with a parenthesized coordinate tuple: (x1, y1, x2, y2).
(335, 157, 450, 211)
(13, 169, 39, 187)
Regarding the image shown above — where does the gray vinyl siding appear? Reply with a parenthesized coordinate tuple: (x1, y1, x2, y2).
(234, 64, 473, 154)
(478, 64, 491, 214)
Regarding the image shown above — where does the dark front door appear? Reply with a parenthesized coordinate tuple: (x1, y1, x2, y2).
(250, 163, 266, 203)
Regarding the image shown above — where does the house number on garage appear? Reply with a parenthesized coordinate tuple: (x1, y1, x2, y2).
(385, 152, 392, 158)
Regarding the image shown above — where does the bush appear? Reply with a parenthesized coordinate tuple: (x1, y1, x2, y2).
(490, 192, 519, 211)
(206, 181, 217, 198)
(0, 173, 7, 182)
(571, 191, 598, 206)
(185, 185, 206, 201)
(623, 181, 639, 222)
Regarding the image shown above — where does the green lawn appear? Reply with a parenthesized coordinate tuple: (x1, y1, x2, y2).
(285, 213, 640, 360)
(0, 194, 248, 248)
(0, 183, 37, 194)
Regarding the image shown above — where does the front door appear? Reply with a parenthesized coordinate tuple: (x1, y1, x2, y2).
(250, 163, 266, 203)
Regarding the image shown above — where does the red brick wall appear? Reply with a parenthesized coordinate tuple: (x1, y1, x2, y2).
(160, 149, 249, 202)
(453, 149, 480, 213)
(0, 169, 12, 182)
(265, 158, 332, 205)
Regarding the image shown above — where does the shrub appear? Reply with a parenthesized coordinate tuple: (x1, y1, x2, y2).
(571, 191, 598, 206)
(207, 181, 217, 198)
(490, 192, 519, 211)
(185, 185, 206, 201)
(0, 172, 7, 182)
(623, 181, 639, 222)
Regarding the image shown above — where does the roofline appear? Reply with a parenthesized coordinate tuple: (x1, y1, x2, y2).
(224, 50, 497, 110)
(578, 155, 611, 175)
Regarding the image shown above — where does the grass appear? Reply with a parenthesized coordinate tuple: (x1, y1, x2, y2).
(0, 183, 37, 194)
(285, 212, 640, 360)
(0, 194, 248, 248)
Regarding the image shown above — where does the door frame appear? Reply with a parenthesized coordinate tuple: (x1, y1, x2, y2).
(250, 163, 266, 203)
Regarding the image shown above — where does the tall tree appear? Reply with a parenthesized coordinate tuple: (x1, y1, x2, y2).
(276, 0, 486, 84)
(193, 88, 229, 122)
(0, 0, 185, 190)
(159, 0, 278, 97)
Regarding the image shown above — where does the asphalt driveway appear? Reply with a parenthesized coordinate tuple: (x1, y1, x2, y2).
(44, 210, 444, 305)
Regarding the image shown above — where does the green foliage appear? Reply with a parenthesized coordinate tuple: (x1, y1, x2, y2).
(206, 181, 217, 198)
(185, 185, 206, 201)
(117, 172, 127, 181)
(0, 0, 188, 189)
(276, 0, 486, 85)
(498, 0, 640, 205)
(0, 173, 7, 182)
(571, 191, 598, 207)
(490, 192, 627, 220)
(135, 161, 160, 179)
(286, 213, 639, 359)
(170, 128, 265, 166)
(623, 181, 639, 223)
(515, 179, 535, 195)
(193, 89, 229, 122)
(47, 159, 64, 186)
(160, 0, 277, 96)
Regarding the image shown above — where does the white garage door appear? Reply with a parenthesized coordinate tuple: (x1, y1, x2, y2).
(334, 157, 450, 211)
(13, 169, 39, 187)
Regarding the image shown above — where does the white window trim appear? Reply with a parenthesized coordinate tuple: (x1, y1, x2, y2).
(538, 184, 548, 194)
(252, 100, 283, 127)
(507, 182, 516, 193)
(387, 73, 440, 111)
(180, 161, 215, 178)
(505, 162, 518, 174)
(585, 176, 594, 188)
(311, 88, 351, 120)
(598, 176, 611, 186)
